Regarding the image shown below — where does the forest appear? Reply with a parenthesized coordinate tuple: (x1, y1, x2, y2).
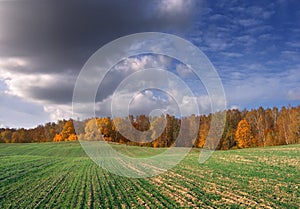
(0, 105, 299, 150)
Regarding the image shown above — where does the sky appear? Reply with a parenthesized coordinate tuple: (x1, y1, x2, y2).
(0, 0, 299, 128)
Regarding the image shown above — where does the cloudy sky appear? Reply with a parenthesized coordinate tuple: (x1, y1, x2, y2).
(0, 0, 299, 128)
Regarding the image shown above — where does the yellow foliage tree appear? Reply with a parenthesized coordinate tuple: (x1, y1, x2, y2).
(152, 140, 159, 148)
(53, 120, 77, 142)
(84, 119, 102, 141)
(235, 119, 253, 148)
(96, 117, 111, 139)
(67, 134, 78, 141)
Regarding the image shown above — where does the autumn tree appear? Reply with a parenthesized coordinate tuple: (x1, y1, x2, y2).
(263, 109, 273, 144)
(62, 120, 77, 141)
(84, 119, 102, 141)
(277, 106, 291, 145)
(290, 106, 300, 144)
(277, 106, 300, 145)
(1, 129, 13, 143)
(96, 117, 112, 141)
(196, 115, 210, 148)
(150, 115, 166, 147)
(53, 133, 62, 142)
(11, 129, 28, 143)
(165, 114, 178, 147)
(112, 117, 130, 143)
(235, 119, 253, 148)
(53, 119, 77, 142)
(44, 122, 57, 142)
(1, 105, 300, 148)
(219, 109, 242, 149)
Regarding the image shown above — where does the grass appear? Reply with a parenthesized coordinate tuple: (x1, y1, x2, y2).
(0, 142, 299, 208)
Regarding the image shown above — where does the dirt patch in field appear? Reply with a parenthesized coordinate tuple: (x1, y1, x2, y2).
(166, 167, 274, 208)
(202, 181, 275, 208)
(139, 162, 167, 174)
(117, 159, 146, 176)
(151, 175, 202, 208)
(136, 196, 150, 209)
(219, 155, 255, 164)
(254, 156, 299, 167)
(267, 147, 300, 151)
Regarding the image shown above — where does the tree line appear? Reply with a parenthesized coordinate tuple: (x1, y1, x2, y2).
(0, 105, 299, 149)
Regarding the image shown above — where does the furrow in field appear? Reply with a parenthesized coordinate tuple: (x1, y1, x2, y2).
(0, 157, 46, 176)
(58, 160, 86, 208)
(87, 165, 95, 209)
(0, 158, 58, 185)
(40, 159, 82, 208)
(150, 175, 202, 208)
(108, 174, 138, 208)
(12, 166, 68, 208)
(100, 168, 118, 208)
(103, 169, 125, 208)
(30, 166, 71, 209)
(109, 158, 186, 208)
(94, 166, 109, 208)
(163, 170, 227, 208)
(137, 178, 179, 208)
(0, 159, 64, 206)
(117, 158, 146, 176)
(90, 166, 101, 208)
(98, 158, 153, 207)
(109, 159, 175, 208)
(73, 161, 90, 209)
(170, 165, 273, 208)
(115, 175, 161, 208)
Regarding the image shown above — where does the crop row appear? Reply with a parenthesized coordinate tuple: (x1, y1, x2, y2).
(0, 143, 299, 208)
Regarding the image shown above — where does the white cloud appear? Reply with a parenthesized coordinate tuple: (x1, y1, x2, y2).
(4, 72, 75, 103)
(94, 90, 173, 118)
(43, 105, 73, 122)
(235, 35, 256, 46)
(115, 55, 170, 73)
(0, 57, 28, 69)
(238, 19, 261, 27)
(0, 57, 29, 79)
(286, 41, 300, 48)
(258, 33, 275, 41)
(204, 37, 233, 52)
(281, 51, 300, 62)
(0, 56, 76, 127)
(94, 88, 224, 119)
(245, 25, 273, 35)
(222, 64, 300, 108)
(0, 54, 177, 126)
(245, 6, 275, 19)
(220, 52, 243, 58)
(288, 89, 300, 100)
(176, 64, 194, 78)
(209, 14, 227, 21)
(159, 0, 194, 14)
(230, 105, 239, 110)
(0, 91, 50, 128)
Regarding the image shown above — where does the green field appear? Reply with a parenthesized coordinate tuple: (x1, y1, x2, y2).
(0, 142, 299, 208)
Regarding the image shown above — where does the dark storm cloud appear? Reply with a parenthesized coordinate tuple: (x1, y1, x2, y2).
(0, 0, 194, 73)
(28, 82, 75, 104)
(0, 0, 195, 104)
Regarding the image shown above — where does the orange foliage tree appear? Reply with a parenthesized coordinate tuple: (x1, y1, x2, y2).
(53, 120, 77, 142)
(53, 133, 62, 142)
(235, 119, 253, 148)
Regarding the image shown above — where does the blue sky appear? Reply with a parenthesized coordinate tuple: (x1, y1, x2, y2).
(0, 0, 299, 128)
(187, 0, 300, 108)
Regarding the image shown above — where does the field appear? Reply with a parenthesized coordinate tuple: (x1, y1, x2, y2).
(0, 142, 299, 208)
